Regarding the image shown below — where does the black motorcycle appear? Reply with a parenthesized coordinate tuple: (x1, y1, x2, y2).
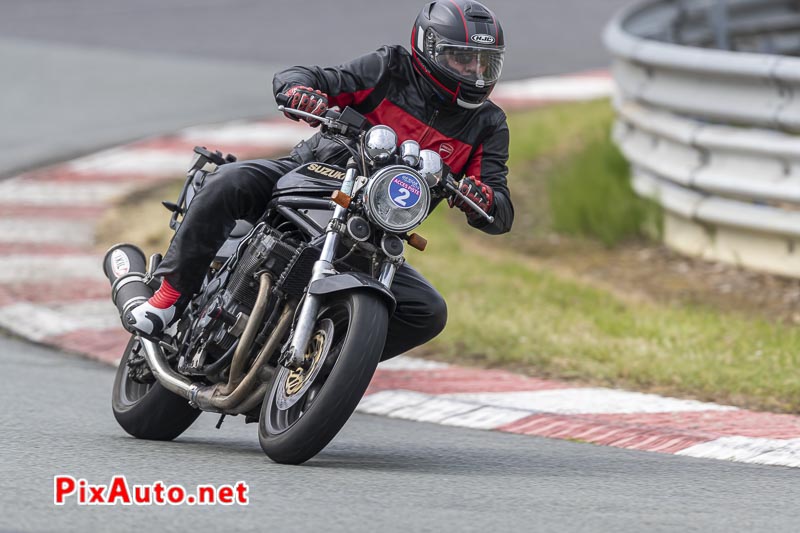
(103, 98, 493, 464)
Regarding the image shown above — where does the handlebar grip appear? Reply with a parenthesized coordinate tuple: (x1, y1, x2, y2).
(276, 93, 291, 107)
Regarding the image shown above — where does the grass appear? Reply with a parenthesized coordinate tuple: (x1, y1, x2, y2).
(408, 208, 800, 412)
(504, 99, 661, 246)
(96, 98, 800, 413)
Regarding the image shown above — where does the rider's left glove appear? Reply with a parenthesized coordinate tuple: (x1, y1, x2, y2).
(448, 176, 494, 221)
(282, 86, 329, 127)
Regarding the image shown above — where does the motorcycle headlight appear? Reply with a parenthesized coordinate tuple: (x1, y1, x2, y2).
(363, 166, 430, 233)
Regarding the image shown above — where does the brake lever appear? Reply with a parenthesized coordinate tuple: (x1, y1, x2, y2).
(441, 177, 495, 224)
(277, 105, 338, 128)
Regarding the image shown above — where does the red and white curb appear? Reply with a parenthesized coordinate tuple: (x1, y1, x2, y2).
(8, 71, 800, 468)
(360, 358, 800, 467)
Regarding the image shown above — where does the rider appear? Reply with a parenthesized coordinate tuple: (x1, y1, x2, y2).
(125, 0, 514, 361)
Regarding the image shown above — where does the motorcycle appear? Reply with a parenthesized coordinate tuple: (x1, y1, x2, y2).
(103, 96, 494, 464)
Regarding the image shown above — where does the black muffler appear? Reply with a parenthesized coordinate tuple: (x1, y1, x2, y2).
(103, 243, 153, 320)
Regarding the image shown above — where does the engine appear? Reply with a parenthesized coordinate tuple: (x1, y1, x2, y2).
(178, 227, 299, 375)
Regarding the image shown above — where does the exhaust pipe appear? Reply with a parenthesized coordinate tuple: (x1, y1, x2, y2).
(105, 245, 295, 414)
(103, 244, 203, 404)
(218, 273, 272, 395)
(193, 303, 294, 412)
(140, 338, 201, 403)
(103, 243, 153, 320)
(139, 301, 294, 414)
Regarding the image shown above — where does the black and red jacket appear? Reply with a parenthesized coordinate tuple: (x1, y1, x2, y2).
(273, 44, 513, 235)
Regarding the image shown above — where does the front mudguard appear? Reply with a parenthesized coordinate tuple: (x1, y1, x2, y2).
(307, 272, 396, 315)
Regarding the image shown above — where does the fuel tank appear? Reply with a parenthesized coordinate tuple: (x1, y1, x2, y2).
(273, 162, 347, 197)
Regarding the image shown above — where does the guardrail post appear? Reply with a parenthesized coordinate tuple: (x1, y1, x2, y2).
(709, 0, 730, 50)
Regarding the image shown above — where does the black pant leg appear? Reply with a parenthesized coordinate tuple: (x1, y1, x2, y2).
(154, 157, 298, 294)
(380, 263, 448, 361)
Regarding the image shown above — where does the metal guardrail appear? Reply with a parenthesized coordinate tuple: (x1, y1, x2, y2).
(604, 0, 800, 277)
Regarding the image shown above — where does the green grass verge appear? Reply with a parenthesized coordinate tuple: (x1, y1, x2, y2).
(408, 208, 800, 412)
(505, 99, 660, 245)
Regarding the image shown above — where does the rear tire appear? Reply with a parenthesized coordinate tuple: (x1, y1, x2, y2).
(258, 291, 388, 464)
(112, 336, 201, 441)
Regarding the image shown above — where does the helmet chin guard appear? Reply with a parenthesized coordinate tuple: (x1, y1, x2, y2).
(411, 0, 505, 108)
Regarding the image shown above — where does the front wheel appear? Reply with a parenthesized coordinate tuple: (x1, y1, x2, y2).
(258, 291, 389, 464)
(112, 336, 201, 441)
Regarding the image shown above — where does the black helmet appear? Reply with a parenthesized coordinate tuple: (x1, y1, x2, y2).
(411, 0, 505, 109)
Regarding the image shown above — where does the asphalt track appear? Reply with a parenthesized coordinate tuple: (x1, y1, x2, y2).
(2, 335, 799, 533)
(7, 1, 798, 531)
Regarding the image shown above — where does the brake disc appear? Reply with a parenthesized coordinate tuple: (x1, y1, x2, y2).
(275, 318, 335, 410)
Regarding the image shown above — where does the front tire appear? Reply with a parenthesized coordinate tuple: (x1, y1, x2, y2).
(112, 336, 201, 441)
(258, 291, 388, 464)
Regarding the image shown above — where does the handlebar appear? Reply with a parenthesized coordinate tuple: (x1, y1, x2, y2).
(278, 104, 339, 126)
(276, 98, 493, 224)
(278, 101, 369, 138)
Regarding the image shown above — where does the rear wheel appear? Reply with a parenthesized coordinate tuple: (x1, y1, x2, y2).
(258, 291, 388, 464)
(111, 336, 201, 441)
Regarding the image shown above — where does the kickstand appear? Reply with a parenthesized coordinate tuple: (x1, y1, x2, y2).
(215, 414, 226, 429)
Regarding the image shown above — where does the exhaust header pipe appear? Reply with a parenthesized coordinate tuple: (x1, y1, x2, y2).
(105, 244, 291, 415)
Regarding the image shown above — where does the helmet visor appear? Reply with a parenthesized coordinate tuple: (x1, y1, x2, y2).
(433, 43, 504, 87)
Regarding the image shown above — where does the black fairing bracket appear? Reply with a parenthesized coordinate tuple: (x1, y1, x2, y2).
(308, 272, 396, 314)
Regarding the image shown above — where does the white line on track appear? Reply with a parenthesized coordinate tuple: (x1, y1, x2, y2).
(377, 356, 450, 371)
(358, 390, 533, 429)
(492, 73, 615, 101)
(0, 256, 105, 282)
(67, 147, 191, 176)
(437, 405, 533, 429)
(677, 436, 800, 467)
(0, 219, 94, 245)
(0, 300, 118, 341)
(358, 390, 433, 415)
(179, 121, 309, 147)
(441, 388, 738, 414)
(0, 179, 132, 206)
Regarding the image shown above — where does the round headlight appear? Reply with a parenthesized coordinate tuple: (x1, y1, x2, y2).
(364, 166, 430, 233)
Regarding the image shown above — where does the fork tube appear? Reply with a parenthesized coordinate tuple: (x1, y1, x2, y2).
(378, 260, 399, 289)
(284, 163, 358, 368)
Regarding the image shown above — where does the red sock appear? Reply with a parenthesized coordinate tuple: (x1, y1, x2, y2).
(149, 279, 182, 309)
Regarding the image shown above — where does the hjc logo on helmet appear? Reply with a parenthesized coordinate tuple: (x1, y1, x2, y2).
(470, 34, 495, 45)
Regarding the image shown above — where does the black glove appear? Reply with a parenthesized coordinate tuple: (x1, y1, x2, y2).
(448, 176, 494, 221)
(282, 86, 329, 127)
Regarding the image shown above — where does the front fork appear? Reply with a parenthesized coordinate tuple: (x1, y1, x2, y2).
(282, 163, 399, 369)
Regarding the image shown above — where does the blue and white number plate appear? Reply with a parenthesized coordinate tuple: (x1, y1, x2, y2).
(388, 173, 422, 209)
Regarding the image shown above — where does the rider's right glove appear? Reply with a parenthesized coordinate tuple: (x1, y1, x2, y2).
(282, 86, 329, 127)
